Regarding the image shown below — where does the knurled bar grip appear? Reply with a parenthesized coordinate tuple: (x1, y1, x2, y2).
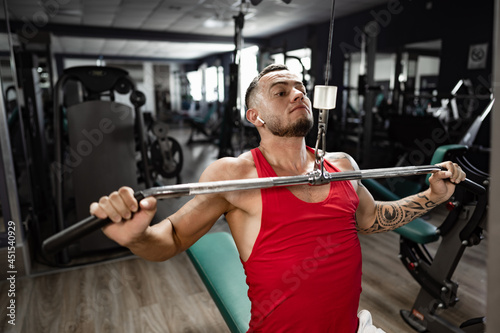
(42, 165, 484, 255)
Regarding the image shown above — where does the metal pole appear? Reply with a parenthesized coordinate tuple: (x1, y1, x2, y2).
(144, 165, 446, 199)
(42, 164, 487, 255)
(487, 0, 500, 330)
(1, 0, 31, 277)
(362, 22, 377, 167)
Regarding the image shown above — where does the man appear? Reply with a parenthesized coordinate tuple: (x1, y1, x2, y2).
(91, 64, 465, 332)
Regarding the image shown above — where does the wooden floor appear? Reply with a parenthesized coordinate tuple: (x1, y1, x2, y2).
(358, 220, 487, 332)
(0, 125, 487, 333)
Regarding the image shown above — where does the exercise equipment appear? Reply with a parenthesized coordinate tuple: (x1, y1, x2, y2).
(186, 102, 221, 144)
(401, 148, 488, 333)
(186, 232, 251, 333)
(52, 66, 143, 256)
(218, 5, 245, 158)
(365, 145, 488, 333)
(42, 164, 483, 255)
(51, 66, 183, 258)
(142, 111, 183, 184)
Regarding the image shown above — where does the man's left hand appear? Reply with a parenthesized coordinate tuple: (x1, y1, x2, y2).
(428, 161, 466, 203)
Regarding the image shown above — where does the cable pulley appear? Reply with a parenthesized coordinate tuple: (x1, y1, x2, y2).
(311, 0, 337, 183)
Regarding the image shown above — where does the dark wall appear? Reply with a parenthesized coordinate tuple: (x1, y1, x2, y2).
(436, 0, 494, 92)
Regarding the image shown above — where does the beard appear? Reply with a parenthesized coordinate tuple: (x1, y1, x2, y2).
(268, 116, 314, 138)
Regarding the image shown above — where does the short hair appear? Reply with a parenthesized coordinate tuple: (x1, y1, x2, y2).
(245, 64, 289, 109)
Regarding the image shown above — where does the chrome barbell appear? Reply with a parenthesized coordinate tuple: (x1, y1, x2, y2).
(42, 164, 446, 254)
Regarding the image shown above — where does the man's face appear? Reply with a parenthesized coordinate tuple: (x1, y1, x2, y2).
(255, 70, 313, 137)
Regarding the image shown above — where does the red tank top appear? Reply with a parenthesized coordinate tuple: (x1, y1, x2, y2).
(243, 147, 361, 333)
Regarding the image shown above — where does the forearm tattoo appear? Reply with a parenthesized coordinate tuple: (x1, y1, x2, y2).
(358, 193, 438, 234)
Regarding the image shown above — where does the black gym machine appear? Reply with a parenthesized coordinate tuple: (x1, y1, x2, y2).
(364, 95, 492, 332)
(50, 65, 183, 262)
(399, 145, 489, 333)
(400, 99, 492, 333)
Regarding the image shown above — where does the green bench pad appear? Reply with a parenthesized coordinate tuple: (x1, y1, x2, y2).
(362, 179, 439, 244)
(186, 232, 251, 333)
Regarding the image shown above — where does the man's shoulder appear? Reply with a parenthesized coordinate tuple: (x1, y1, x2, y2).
(200, 151, 257, 182)
(324, 151, 359, 171)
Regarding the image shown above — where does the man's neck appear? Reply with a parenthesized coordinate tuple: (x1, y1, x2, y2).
(258, 137, 313, 175)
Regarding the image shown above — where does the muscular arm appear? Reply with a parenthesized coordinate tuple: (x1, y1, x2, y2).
(326, 152, 464, 235)
(125, 216, 181, 262)
(125, 190, 230, 261)
(356, 186, 438, 234)
(94, 157, 244, 262)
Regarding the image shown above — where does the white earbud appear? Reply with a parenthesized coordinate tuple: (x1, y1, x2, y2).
(257, 116, 265, 124)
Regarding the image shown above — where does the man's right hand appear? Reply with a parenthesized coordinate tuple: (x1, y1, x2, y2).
(90, 186, 157, 247)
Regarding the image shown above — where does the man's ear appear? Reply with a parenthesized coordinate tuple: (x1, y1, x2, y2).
(246, 108, 264, 127)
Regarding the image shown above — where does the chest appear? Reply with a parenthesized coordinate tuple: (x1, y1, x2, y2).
(228, 176, 358, 212)
(286, 183, 331, 203)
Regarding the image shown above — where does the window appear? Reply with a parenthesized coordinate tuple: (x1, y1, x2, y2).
(186, 69, 202, 102)
(239, 45, 259, 112)
(205, 65, 224, 102)
(187, 65, 224, 103)
(271, 48, 312, 88)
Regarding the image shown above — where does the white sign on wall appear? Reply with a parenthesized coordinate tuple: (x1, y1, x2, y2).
(467, 43, 488, 70)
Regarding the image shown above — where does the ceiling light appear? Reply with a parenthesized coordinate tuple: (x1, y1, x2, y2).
(250, 0, 291, 5)
(204, 19, 227, 28)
